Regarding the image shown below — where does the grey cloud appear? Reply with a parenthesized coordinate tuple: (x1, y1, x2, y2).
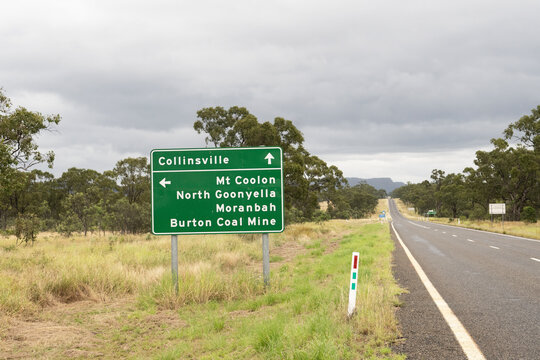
(2, 0, 540, 180)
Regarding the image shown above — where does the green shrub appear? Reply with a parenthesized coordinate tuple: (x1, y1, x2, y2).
(469, 204, 487, 220)
(521, 206, 537, 223)
(15, 214, 40, 245)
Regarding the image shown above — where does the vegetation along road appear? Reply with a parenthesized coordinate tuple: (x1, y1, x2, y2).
(0, 219, 406, 359)
(390, 198, 540, 360)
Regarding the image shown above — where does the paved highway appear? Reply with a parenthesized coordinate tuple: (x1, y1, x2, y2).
(389, 199, 540, 360)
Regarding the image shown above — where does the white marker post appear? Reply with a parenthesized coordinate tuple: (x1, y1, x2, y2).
(348, 252, 360, 317)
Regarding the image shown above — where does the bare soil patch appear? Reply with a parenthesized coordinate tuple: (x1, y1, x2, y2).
(1, 317, 103, 359)
(0, 296, 189, 360)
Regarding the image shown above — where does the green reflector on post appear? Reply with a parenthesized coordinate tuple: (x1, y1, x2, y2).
(351, 283, 356, 290)
(352, 272, 357, 280)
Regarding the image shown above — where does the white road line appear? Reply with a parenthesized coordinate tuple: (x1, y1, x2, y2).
(408, 221, 430, 229)
(452, 235, 458, 237)
(442, 231, 447, 234)
(531, 257, 540, 262)
(467, 239, 475, 242)
(489, 246, 500, 250)
(421, 222, 540, 243)
(391, 223, 486, 360)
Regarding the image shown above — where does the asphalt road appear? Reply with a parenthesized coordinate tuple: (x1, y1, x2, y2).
(389, 199, 540, 360)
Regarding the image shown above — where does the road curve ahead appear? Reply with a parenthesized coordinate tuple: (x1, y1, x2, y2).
(390, 199, 540, 360)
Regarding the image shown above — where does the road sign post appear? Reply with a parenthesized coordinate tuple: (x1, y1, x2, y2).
(171, 235, 178, 294)
(262, 233, 270, 288)
(489, 203, 506, 230)
(151, 147, 284, 289)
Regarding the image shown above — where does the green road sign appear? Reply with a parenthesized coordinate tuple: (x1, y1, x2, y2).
(151, 147, 284, 235)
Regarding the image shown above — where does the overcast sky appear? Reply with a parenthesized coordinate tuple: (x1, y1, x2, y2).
(2, 0, 539, 183)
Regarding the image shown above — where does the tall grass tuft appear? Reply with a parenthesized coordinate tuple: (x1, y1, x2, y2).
(0, 231, 268, 314)
(146, 268, 264, 310)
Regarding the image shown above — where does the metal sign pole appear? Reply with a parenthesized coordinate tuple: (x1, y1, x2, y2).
(171, 235, 179, 294)
(151, 147, 286, 292)
(262, 233, 270, 288)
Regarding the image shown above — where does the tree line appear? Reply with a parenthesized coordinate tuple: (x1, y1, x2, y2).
(193, 106, 384, 222)
(1, 90, 381, 242)
(392, 106, 539, 222)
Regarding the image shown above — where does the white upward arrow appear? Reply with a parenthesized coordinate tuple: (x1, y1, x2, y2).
(159, 178, 171, 188)
(264, 153, 274, 165)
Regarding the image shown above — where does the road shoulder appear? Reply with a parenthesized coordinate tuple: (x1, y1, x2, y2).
(390, 226, 467, 360)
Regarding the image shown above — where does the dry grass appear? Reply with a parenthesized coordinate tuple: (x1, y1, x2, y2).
(318, 201, 329, 211)
(393, 198, 416, 220)
(0, 232, 264, 315)
(0, 222, 361, 315)
(370, 198, 391, 221)
(428, 217, 540, 239)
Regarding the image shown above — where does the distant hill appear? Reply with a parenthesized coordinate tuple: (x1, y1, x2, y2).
(346, 177, 406, 193)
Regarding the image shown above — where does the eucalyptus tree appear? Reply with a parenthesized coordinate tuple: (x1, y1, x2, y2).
(0, 88, 60, 236)
(113, 157, 150, 205)
(439, 173, 467, 218)
(194, 107, 347, 221)
(0, 88, 60, 178)
(503, 105, 540, 152)
(110, 157, 151, 233)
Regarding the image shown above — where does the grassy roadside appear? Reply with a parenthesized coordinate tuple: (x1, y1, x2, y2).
(372, 199, 392, 222)
(0, 220, 404, 359)
(394, 198, 540, 240)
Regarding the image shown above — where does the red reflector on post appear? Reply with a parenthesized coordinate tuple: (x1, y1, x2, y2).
(353, 255, 358, 269)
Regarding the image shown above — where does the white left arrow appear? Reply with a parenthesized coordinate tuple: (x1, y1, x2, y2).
(159, 178, 171, 188)
(264, 153, 275, 165)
